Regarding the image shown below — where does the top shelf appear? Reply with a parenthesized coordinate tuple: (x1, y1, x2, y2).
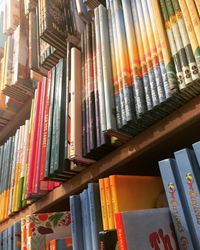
(0, 95, 200, 231)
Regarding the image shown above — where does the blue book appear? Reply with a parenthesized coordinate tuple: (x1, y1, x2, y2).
(192, 141, 200, 175)
(7, 226, 13, 250)
(13, 221, 21, 250)
(56, 239, 67, 249)
(88, 183, 103, 250)
(174, 148, 200, 248)
(0, 232, 2, 250)
(159, 158, 194, 249)
(80, 189, 92, 250)
(2, 230, 7, 250)
(69, 195, 84, 250)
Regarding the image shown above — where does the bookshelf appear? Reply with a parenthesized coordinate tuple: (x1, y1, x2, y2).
(0, 94, 200, 232)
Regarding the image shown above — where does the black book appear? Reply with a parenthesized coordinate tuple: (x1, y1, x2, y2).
(99, 230, 118, 250)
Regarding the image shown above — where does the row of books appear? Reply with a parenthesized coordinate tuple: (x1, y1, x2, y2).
(70, 175, 165, 249)
(159, 141, 200, 249)
(0, 0, 34, 103)
(0, 211, 72, 250)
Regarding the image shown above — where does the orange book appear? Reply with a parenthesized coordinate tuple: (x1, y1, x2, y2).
(109, 175, 163, 218)
(99, 178, 109, 230)
(49, 240, 56, 250)
(104, 177, 115, 229)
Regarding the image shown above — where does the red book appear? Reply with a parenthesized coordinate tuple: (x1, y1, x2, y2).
(32, 77, 48, 195)
(40, 71, 51, 181)
(26, 80, 42, 196)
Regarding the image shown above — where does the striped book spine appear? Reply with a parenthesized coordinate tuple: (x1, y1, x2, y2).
(109, 0, 127, 126)
(178, 0, 200, 73)
(141, 0, 167, 104)
(164, 0, 193, 88)
(135, 0, 162, 107)
(171, 0, 200, 84)
(111, 0, 135, 124)
(106, 0, 122, 128)
(147, 0, 174, 99)
(185, 0, 200, 47)
(122, 0, 146, 117)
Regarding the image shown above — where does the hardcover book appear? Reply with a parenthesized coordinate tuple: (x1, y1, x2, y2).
(115, 208, 178, 250)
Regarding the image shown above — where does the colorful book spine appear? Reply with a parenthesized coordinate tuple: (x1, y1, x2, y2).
(159, 158, 195, 249)
(171, 0, 200, 84)
(178, 0, 200, 73)
(13, 221, 21, 250)
(122, 0, 146, 117)
(104, 177, 115, 229)
(111, 0, 135, 123)
(131, 0, 153, 111)
(99, 178, 109, 230)
(174, 148, 200, 248)
(185, 0, 200, 48)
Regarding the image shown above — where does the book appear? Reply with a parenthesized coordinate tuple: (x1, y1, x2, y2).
(174, 148, 200, 248)
(159, 158, 194, 249)
(88, 183, 103, 250)
(99, 230, 118, 250)
(80, 189, 92, 250)
(69, 195, 84, 250)
(115, 207, 178, 250)
(13, 221, 21, 250)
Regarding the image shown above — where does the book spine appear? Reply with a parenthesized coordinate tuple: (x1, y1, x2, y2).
(114, 213, 128, 250)
(40, 71, 51, 181)
(45, 67, 56, 178)
(174, 148, 200, 248)
(81, 34, 87, 156)
(104, 177, 115, 229)
(106, 0, 122, 128)
(194, 0, 200, 16)
(80, 190, 93, 250)
(26, 81, 42, 196)
(135, 0, 160, 107)
(178, 0, 200, 73)
(84, 27, 91, 154)
(109, 0, 127, 125)
(122, 0, 147, 117)
(164, 0, 193, 87)
(69, 195, 84, 250)
(99, 5, 117, 131)
(99, 179, 109, 230)
(86, 23, 96, 150)
(112, 0, 135, 123)
(88, 183, 103, 250)
(91, 21, 101, 147)
(130, 0, 153, 111)
(159, 159, 195, 249)
(94, 7, 107, 132)
(70, 48, 83, 160)
(185, 0, 200, 47)
(141, 0, 167, 104)
(13, 222, 21, 250)
(171, 0, 200, 83)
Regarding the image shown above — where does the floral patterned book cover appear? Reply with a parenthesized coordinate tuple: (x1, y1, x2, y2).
(22, 211, 71, 250)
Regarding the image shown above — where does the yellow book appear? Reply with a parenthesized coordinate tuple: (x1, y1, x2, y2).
(185, 0, 200, 47)
(12, 126, 23, 212)
(99, 178, 109, 230)
(194, 0, 200, 17)
(104, 177, 115, 229)
(109, 175, 163, 217)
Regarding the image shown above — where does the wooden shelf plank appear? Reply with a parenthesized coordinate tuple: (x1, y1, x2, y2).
(0, 96, 200, 231)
